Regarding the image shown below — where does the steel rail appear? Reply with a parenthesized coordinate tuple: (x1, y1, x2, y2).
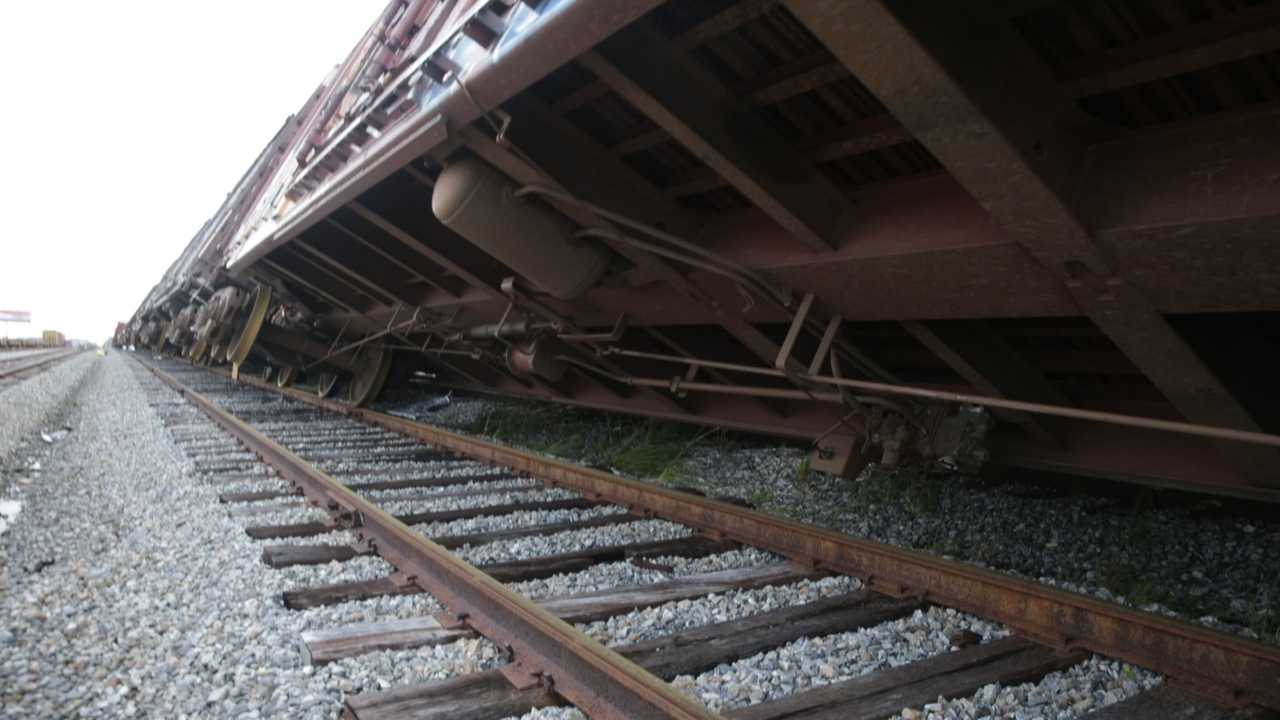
(138, 358, 720, 720)
(188, 361, 1280, 709)
(0, 349, 82, 379)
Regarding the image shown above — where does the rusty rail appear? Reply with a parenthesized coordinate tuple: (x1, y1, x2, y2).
(186, 361, 1280, 709)
(139, 358, 720, 720)
(0, 349, 82, 379)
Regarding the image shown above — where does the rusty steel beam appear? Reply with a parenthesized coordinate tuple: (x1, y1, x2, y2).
(501, 93, 698, 236)
(204, 366, 1280, 709)
(607, 109, 913, 167)
(674, 0, 778, 50)
(796, 114, 915, 163)
(288, 242, 411, 308)
(580, 22, 849, 252)
(734, 50, 850, 106)
(1059, 4, 1280, 99)
(454, 123, 812, 382)
(141, 360, 720, 720)
(320, 217, 459, 299)
(344, 201, 508, 303)
(782, 0, 1280, 488)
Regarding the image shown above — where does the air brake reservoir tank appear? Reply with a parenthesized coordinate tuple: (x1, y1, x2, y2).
(432, 157, 613, 299)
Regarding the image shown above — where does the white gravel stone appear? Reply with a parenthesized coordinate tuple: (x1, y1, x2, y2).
(669, 606, 1007, 713)
(458, 518, 692, 565)
(0, 352, 96, 464)
(513, 547, 785, 601)
(0, 354, 472, 718)
(908, 656, 1162, 719)
(419, 396, 1280, 645)
(579, 575, 864, 646)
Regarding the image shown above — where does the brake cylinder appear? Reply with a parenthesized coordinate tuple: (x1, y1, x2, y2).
(431, 156, 612, 299)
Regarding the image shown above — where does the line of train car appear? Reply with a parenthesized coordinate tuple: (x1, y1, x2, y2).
(125, 0, 1280, 501)
(1, 331, 65, 349)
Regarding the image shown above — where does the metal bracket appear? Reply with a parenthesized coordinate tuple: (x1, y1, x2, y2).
(776, 293, 815, 370)
(433, 610, 470, 629)
(559, 313, 628, 343)
(498, 660, 544, 691)
(388, 571, 418, 589)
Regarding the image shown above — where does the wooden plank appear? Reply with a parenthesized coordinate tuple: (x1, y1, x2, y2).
(302, 563, 822, 664)
(263, 544, 362, 568)
(220, 489, 301, 503)
(284, 438, 419, 450)
(197, 463, 259, 475)
(1083, 683, 1279, 720)
(394, 498, 608, 526)
(245, 520, 330, 540)
(433, 513, 641, 551)
(618, 591, 919, 679)
(206, 472, 281, 486)
(300, 615, 475, 665)
(346, 590, 915, 717)
(283, 536, 736, 608)
(344, 473, 517, 492)
(227, 501, 308, 518)
(540, 562, 826, 625)
(344, 668, 556, 720)
(728, 636, 1086, 720)
(297, 449, 457, 463)
(266, 514, 643, 568)
(284, 577, 419, 610)
(243, 497, 608, 540)
(482, 535, 734, 584)
(365, 482, 540, 505)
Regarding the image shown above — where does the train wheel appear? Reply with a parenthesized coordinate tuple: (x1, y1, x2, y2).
(276, 366, 298, 388)
(151, 322, 170, 353)
(317, 372, 340, 399)
(228, 285, 272, 366)
(345, 348, 393, 407)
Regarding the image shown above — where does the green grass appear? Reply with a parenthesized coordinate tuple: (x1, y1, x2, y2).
(747, 487, 775, 507)
(794, 454, 812, 486)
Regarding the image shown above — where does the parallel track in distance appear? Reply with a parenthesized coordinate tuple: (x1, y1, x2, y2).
(0, 349, 82, 391)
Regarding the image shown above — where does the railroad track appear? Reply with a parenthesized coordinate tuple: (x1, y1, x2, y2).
(0, 349, 82, 390)
(132, 353, 1279, 720)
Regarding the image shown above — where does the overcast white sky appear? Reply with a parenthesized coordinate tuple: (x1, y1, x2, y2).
(0, 0, 389, 342)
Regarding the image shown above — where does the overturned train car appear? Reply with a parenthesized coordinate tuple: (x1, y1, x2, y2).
(127, 0, 1280, 501)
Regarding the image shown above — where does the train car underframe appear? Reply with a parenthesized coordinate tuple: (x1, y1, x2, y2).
(127, 0, 1280, 502)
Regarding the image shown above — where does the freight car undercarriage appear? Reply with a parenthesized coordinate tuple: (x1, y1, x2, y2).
(127, 0, 1280, 501)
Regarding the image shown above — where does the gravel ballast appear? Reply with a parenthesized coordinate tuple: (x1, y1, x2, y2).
(417, 395, 1280, 646)
(0, 352, 95, 465)
(0, 354, 469, 718)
